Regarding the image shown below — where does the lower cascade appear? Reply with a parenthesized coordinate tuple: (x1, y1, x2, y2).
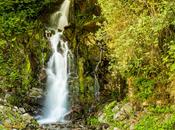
(38, 0, 71, 124)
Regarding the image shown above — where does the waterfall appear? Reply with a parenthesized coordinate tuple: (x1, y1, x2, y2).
(38, 0, 71, 124)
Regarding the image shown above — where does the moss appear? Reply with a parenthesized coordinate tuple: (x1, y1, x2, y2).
(78, 58, 85, 100)
(0, 20, 50, 105)
(135, 112, 175, 130)
(6, 94, 22, 106)
(0, 125, 7, 130)
(87, 116, 100, 126)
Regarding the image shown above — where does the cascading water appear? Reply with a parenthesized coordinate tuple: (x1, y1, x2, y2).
(38, 0, 71, 124)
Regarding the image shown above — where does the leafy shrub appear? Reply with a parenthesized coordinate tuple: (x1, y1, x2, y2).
(134, 77, 155, 100)
(87, 116, 100, 126)
(135, 112, 175, 130)
(97, 0, 175, 101)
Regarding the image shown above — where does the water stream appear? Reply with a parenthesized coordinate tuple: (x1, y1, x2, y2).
(38, 0, 71, 124)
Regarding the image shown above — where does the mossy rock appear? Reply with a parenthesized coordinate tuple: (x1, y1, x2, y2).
(0, 105, 39, 130)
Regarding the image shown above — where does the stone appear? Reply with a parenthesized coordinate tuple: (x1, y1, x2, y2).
(5, 94, 10, 100)
(0, 98, 4, 104)
(120, 103, 133, 114)
(130, 124, 135, 130)
(113, 111, 126, 121)
(113, 102, 133, 121)
(29, 87, 43, 98)
(22, 113, 33, 124)
(19, 107, 25, 114)
(98, 123, 109, 130)
(14, 106, 18, 109)
(13, 106, 18, 112)
(98, 112, 107, 123)
(4, 119, 11, 126)
(0, 105, 4, 110)
(112, 105, 120, 113)
(142, 101, 149, 107)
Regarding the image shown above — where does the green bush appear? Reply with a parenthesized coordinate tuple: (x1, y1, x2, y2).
(0, 0, 51, 101)
(97, 0, 175, 102)
(87, 116, 100, 126)
(134, 77, 155, 100)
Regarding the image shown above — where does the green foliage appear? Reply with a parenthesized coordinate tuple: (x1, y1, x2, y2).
(87, 116, 100, 126)
(100, 102, 175, 130)
(148, 105, 175, 114)
(0, 1, 50, 103)
(96, 1, 175, 127)
(0, 30, 49, 98)
(0, 125, 6, 130)
(134, 77, 155, 100)
(103, 101, 116, 122)
(74, 0, 100, 28)
(6, 94, 22, 105)
(0, 0, 55, 37)
(97, 0, 175, 100)
(135, 106, 175, 130)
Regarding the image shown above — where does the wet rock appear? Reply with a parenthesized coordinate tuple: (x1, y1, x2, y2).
(40, 122, 90, 130)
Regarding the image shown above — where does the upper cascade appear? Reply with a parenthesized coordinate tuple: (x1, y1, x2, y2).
(50, 0, 70, 30)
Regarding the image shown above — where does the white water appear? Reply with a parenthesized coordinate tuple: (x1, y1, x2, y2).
(38, 0, 71, 124)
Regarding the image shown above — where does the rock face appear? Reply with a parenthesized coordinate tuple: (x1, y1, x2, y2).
(64, 0, 109, 117)
(0, 22, 50, 106)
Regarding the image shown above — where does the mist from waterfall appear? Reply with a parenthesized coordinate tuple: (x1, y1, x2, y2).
(38, 0, 71, 124)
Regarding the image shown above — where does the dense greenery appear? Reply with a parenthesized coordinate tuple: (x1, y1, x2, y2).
(92, 0, 175, 129)
(0, 0, 175, 129)
(0, 0, 54, 102)
(97, 0, 175, 101)
(0, 0, 56, 37)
